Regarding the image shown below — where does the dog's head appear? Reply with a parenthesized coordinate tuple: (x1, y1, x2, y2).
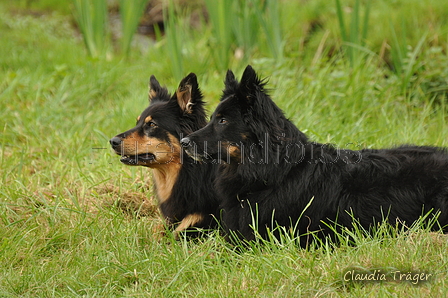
(181, 65, 288, 165)
(110, 73, 206, 167)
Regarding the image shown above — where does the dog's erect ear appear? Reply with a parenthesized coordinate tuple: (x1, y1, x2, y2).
(176, 73, 202, 113)
(222, 70, 238, 100)
(148, 75, 171, 103)
(148, 75, 162, 102)
(236, 65, 270, 113)
(239, 65, 258, 96)
(225, 70, 236, 85)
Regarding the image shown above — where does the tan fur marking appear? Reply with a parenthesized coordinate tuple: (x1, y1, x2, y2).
(220, 142, 242, 164)
(228, 145, 240, 157)
(152, 162, 182, 204)
(149, 88, 157, 99)
(120, 131, 154, 159)
(176, 84, 193, 113)
(120, 132, 182, 203)
(153, 133, 182, 165)
(120, 132, 181, 165)
(144, 116, 153, 123)
(173, 213, 204, 238)
(152, 133, 182, 204)
(137, 115, 141, 122)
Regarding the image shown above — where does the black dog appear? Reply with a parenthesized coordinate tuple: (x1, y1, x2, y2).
(181, 65, 448, 246)
(110, 74, 219, 237)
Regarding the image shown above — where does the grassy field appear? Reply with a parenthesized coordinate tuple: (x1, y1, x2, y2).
(1, 0, 448, 296)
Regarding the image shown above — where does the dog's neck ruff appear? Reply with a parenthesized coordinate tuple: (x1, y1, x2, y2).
(152, 163, 182, 204)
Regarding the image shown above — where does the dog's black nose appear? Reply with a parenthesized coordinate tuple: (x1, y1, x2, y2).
(180, 137, 191, 147)
(109, 137, 122, 147)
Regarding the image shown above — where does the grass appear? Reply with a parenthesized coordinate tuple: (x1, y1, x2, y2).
(73, 0, 110, 58)
(1, 0, 448, 296)
(164, 0, 186, 81)
(204, 0, 234, 70)
(335, 0, 370, 67)
(73, 0, 148, 59)
(119, 0, 148, 57)
(204, 0, 284, 70)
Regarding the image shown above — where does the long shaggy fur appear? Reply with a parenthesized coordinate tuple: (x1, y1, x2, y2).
(182, 65, 448, 246)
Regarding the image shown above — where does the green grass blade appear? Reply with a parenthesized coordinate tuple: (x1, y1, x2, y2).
(336, 0, 370, 67)
(402, 33, 427, 94)
(350, 0, 360, 46)
(164, 0, 184, 80)
(119, 0, 147, 57)
(256, 0, 283, 60)
(73, 0, 109, 58)
(335, 0, 347, 42)
(361, 0, 371, 46)
(389, 21, 404, 74)
(204, 0, 233, 70)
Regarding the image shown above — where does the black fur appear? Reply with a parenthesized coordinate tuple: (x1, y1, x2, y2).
(182, 65, 448, 246)
(110, 74, 219, 235)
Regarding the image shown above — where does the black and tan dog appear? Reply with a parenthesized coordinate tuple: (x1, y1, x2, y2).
(110, 74, 219, 237)
(182, 65, 448, 246)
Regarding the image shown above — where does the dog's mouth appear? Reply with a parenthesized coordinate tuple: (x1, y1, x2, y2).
(184, 147, 215, 162)
(184, 148, 200, 161)
(189, 153, 204, 162)
(119, 153, 156, 165)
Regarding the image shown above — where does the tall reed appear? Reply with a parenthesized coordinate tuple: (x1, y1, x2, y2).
(119, 0, 148, 57)
(389, 20, 407, 75)
(204, 0, 233, 71)
(204, 0, 284, 69)
(390, 25, 427, 94)
(335, 0, 370, 67)
(257, 0, 283, 60)
(73, 0, 110, 58)
(164, 0, 184, 80)
(232, 0, 261, 60)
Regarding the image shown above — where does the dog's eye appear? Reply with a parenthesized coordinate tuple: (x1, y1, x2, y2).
(218, 118, 227, 124)
(146, 122, 157, 128)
